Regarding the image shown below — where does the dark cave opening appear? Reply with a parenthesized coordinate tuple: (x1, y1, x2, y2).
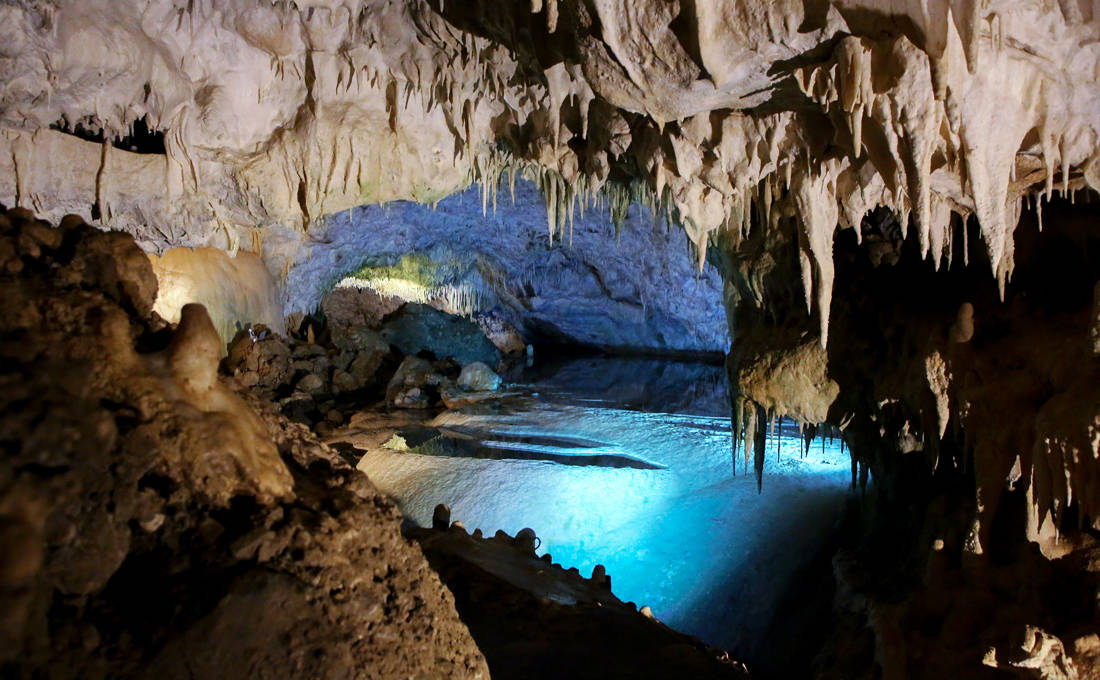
(50, 116, 166, 155)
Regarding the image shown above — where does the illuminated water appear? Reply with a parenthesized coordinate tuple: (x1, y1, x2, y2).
(355, 356, 850, 658)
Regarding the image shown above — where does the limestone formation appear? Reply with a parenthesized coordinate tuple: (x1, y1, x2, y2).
(149, 246, 285, 345)
(1, 1, 1099, 677)
(0, 1, 1093, 322)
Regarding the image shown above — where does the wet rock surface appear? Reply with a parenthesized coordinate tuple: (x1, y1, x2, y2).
(0, 209, 488, 679)
(383, 424, 664, 470)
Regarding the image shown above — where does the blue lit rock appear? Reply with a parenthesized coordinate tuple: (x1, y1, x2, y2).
(380, 303, 500, 366)
(289, 180, 729, 355)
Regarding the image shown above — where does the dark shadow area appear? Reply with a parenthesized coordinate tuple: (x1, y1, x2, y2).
(50, 116, 166, 154)
(412, 529, 748, 680)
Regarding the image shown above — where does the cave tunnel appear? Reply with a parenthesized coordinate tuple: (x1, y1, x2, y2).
(1, 2, 1099, 680)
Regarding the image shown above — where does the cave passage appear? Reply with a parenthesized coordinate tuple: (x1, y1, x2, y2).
(353, 356, 851, 662)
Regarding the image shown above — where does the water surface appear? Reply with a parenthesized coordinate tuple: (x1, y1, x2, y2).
(354, 356, 851, 661)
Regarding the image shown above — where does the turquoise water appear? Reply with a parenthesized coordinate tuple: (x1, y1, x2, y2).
(356, 356, 851, 657)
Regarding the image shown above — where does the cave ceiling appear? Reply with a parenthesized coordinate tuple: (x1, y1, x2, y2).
(0, 0, 1098, 347)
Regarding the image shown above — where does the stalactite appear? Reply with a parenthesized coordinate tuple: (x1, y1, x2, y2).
(753, 403, 767, 493)
(778, 416, 783, 461)
(731, 396, 743, 478)
(743, 401, 755, 477)
(803, 423, 815, 459)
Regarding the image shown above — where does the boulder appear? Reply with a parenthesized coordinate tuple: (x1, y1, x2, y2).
(380, 304, 499, 366)
(323, 286, 404, 333)
(475, 311, 527, 355)
(385, 356, 447, 408)
(331, 324, 389, 355)
(457, 362, 501, 391)
(331, 369, 358, 393)
(296, 373, 326, 394)
(225, 327, 294, 396)
(349, 347, 386, 383)
(291, 343, 326, 360)
(279, 391, 317, 424)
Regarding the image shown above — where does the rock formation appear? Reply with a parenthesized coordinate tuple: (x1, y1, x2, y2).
(0, 208, 487, 678)
(1, 0, 1099, 677)
(728, 191, 1100, 679)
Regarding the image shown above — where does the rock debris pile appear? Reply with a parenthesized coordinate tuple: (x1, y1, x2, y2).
(224, 289, 509, 431)
(0, 208, 488, 679)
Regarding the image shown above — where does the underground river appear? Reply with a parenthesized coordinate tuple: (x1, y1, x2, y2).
(338, 356, 852, 668)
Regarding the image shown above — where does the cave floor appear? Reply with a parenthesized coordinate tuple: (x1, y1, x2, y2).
(330, 357, 851, 666)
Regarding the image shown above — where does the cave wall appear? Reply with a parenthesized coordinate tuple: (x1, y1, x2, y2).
(149, 246, 284, 345)
(721, 195, 1100, 677)
(289, 179, 729, 354)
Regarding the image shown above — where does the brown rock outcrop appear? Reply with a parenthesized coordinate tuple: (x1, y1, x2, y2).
(0, 208, 488, 679)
